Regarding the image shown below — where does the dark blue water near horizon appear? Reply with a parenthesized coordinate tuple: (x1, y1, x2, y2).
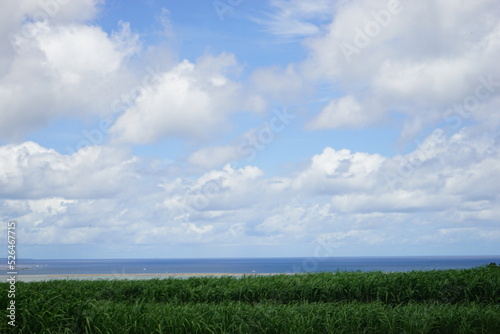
(5, 256, 500, 276)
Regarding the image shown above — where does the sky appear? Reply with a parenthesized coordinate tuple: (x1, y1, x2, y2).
(0, 0, 499, 259)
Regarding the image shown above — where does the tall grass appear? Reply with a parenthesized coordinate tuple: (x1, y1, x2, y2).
(1, 265, 499, 333)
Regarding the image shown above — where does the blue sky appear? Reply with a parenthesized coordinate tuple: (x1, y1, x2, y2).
(1, 0, 499, 259)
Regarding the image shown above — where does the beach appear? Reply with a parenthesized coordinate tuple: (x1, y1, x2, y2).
(1, 272, 291, 282)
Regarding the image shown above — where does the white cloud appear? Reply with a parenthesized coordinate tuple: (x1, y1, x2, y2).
(250, 64, 311, 103)
(0, 9, 139, 141)
(330, 191, 456, 214)
(157, 8, 174, 38)
(292, 147, 385, 195)
(307, 95, 376, 129)
(1, 0, 100, 76)
(254, 0, 335, 38)
(255, 203, 333, 238)
(110, 53, 243, 144)
(1, 126, 499, 256)
(303, 0, 500, 140)
(188, 145, 240, 169)
(0, 141, 140, 199)
(38, 22, 138, 83)
(185, 164, 265, 210)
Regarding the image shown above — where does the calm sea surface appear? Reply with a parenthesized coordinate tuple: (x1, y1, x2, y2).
(5, 256, 500, 276)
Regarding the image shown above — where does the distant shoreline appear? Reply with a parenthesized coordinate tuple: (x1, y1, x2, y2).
(0, 272, 294, 282)
(2, 256, 497, 282)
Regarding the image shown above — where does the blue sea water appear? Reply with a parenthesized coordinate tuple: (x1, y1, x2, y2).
(5, 256, 500, 276)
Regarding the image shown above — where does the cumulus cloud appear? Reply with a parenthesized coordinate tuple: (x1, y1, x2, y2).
(38, 22, 138, 83)
(0, 142, 140, 199)
(0, 1, 139, 141)
(110, 53, 243, 144)
(307, 95, 376, 129)
(188, 145, 240, 169)
(255, 203, 333, 239)
(1, 0, 99, 52)
(1, 125, 499, 256)
(302, 0, 500, 140)
(183, 164, 266, 211)
(291, 146, 385, 196)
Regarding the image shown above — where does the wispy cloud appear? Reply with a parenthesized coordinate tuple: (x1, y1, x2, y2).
(252, 0, 335, 38)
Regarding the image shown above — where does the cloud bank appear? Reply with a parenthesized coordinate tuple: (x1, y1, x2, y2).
(0, 0, 498, 258)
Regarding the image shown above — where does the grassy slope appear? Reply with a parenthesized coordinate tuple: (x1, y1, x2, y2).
(1, 265, 499, 333)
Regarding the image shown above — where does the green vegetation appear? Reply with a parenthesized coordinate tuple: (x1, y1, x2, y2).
(1, 265, 499, 333)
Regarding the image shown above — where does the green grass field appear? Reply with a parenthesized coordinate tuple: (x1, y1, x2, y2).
(1, 265, 499, 333)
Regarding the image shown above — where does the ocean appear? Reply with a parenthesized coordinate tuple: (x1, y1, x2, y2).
(4, 256, 500, 276)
